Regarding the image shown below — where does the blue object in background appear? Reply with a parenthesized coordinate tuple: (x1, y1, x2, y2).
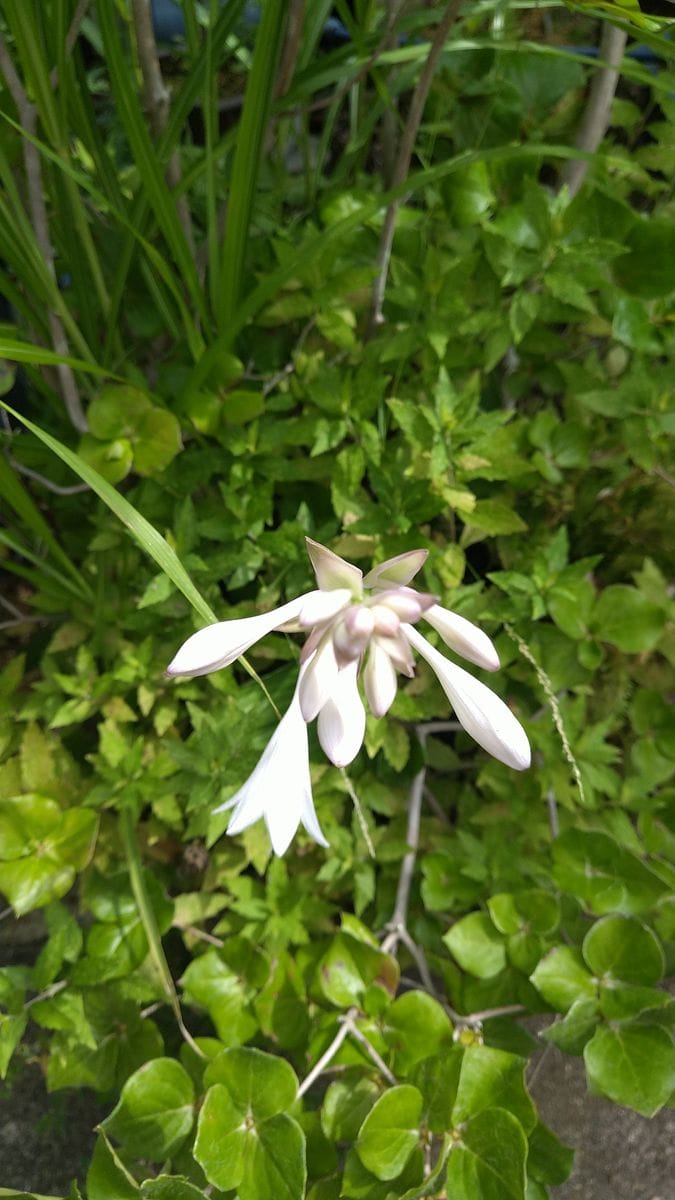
(151, 1, 665, 69)
(151, 0, 350, 47)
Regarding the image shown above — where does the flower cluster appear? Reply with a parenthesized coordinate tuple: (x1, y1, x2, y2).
(167, 539, 530, 855)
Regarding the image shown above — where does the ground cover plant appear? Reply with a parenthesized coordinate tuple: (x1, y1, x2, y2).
(0, 1, 674, 1197)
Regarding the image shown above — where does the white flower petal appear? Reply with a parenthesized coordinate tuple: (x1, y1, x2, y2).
(305, 537, 363, 594)
(219, 683, 328, 855)
(298, 588, 352, 627)
(166, 593, 310, 678)
(424, 604, 500, 671)
(299, 634, 339, 721)
(317, 661, 366, 767)
(375, 589, 437, 622)
(363, 640, 398, 717)
(363, 549, 428, 589)
(404, 625, 530, 770)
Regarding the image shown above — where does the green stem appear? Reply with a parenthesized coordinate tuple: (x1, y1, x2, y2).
(119, 806, 204, 1057)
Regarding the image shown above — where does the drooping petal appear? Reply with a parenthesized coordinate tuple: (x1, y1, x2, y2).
(363, 548, 428, 589)
(166, 593, 311, 678)
(218, 682, 328, 855)
(404, 625, 531, 770)
(299, 633, 339, 722)
(298, 588, 352, 627)
(318, 661, 366, 767)
(363, 640, 398, 717)
(375, 631, 415, 676)
(424, 604, 500, 672)
(305, 537, 363, 595)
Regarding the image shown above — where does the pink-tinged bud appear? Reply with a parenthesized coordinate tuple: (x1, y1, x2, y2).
(371, 604, 400, 637)
(344, 605, 376, 639)
(333, 606, 375, 665)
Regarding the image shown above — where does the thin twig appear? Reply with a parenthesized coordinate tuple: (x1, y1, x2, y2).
(297, 1009, 356, 1098)
(25, 979, 68, 1009)
(345, 1013, 397, 1085)
(0, 37, 88, 432)
(183, 924, 225, 948)
(50, 0, 93, 89)
(341, 767, 376, 858)
(546, 788, 560, 839)
(381, 763, 426, 956)
(371, 0, 464, 326)
(560, 21, 627, 200)
(8, 456, 89, 495)
(130, 0, 195, 254)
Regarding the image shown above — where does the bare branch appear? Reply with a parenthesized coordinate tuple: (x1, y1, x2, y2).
(371, 0, 464, 326)
(50, 0, 93, 89)
(381, 763, 426, 956)
(130, 0, 195, 254)
(0, 37, 88, 432)
(560, 22, 627, 200)
(8, 456, 89, 495)
(297, 1009, 356, 1099)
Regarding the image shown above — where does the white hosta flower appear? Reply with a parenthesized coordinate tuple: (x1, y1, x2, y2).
(167, 537, 531, 854)
(217, 668, 328, 857)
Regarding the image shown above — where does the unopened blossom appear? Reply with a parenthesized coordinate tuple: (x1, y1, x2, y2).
(167, 538, 531, 854)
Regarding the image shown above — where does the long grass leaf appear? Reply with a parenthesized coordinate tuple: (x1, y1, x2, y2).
(217, 0, 288, 332)
(0, 455, 91, 596)
(0, 400, 216, 625)
(96, 3, 207, 327)
(0, 401, 280, 712)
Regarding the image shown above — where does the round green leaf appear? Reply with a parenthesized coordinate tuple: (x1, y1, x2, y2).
(444, 913, 506, 979)
(446, 1107, 527, 1200)
(133, 408, 182, 475)
(195, 1086, 306, 1200)
(78, 433, 133, 484)
(222, 389, 265, 425)
(384, 990, 453, 1072)
(530, 947, 597, 1012)
(552, 830, 667, 915)
(582, 915, 665, 986)
(613, 219, 675, 298)
(590, 586, 664, 654)
(101, 1057, 195, 1160)
(0, 795, 62, 860)
(194, 1083, 247, 1191)
(321, 1074, 380, 1143)
(356, 1085, 422, 1181)
(452, 1046, 537, 1135)
(203, 1046, 298, 1120)
(86, 1133, 139, 1200)
(0, 801, 98, 915)
(584, 1024, 675, 1117)
(87, 386, 152, 439)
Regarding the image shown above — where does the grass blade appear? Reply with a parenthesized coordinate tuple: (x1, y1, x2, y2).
(217, 0, 288, 332)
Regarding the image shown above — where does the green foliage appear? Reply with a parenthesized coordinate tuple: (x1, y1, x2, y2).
(1, 1, 674, 1197)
